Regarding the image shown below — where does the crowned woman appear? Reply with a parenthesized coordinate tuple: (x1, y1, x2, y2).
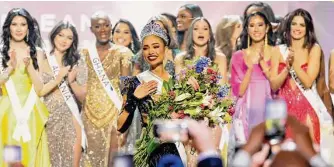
(117, 21, 184, 167)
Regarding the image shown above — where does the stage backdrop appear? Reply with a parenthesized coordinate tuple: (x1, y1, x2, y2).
(0, 1, 333, 80)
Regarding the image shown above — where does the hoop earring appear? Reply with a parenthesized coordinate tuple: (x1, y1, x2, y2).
(247, 35, 250, 48)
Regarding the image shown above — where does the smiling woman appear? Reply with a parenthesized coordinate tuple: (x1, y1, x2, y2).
(176, 4, 203, 51)
(112, 19, 141, 54)
(34, 20, 88, 167)
(230, 12, 276, 143)
(117, 20, 182, 167)
(0, 8, 50, 167)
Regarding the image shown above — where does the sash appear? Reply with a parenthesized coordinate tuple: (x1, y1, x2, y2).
(136, 70, 163, 94)
(279, 45, 334, 159)
(5, 78, 37, 142)
(279, 44, 332, 125)
(88, 44, 123, 112)
(46, 53, 87, 149)
(0, 52, 36, 142)
(136, 71, 188, 165)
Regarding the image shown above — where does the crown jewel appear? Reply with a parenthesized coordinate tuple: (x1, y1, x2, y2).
(140, 20, 169, 45)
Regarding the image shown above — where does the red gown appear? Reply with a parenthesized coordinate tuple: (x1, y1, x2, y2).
(277, 63, 320, 144)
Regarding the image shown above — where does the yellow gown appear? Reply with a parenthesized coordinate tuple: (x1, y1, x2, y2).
(0, 65, 50, 167)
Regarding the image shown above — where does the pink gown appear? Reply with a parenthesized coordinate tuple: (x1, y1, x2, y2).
(230, 50, 272, 139)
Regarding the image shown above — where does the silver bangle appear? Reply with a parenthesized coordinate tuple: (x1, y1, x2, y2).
(0, 68, 10, 80)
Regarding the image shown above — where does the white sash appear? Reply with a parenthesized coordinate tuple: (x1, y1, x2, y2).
(5, 77, 37, 142)
(279, 44, 332, 125)
(136, 70, 163, 94)
(0, 52, 36, 142)
(279, 45, 334, 160)
(88, 44, 123, 112)
(46, 53, 87, 150)
(137, 71, 188, 166)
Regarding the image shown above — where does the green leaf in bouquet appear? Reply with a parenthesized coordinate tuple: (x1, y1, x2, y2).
(188, 99, 204, 107)
(184, 107, 201, 116)
(195, 92, 204, 99)
(147, 138, 159, 154)
(174, 93, 192, 102)
(174, 83, 182, 89)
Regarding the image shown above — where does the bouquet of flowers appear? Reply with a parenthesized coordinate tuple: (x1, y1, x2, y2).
(134, 56, 235, 166)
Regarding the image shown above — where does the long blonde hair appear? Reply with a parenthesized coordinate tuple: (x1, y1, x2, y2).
(215, 15, 242, 65)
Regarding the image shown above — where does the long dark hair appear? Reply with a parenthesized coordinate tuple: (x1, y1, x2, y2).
(284, 9, 333, 116)
(161, 13, 177, 31)
(112, 19, 141, 54)
(1, 8, 38, 69)
(238, 12, 275, 50)
(49, 21, 80, 67)
(243, 2, 276, 23)
(186, 17, 216, 61)
(284, 8, 318, 50)
(177, 4, 203, 47)
(150, 15, 177, 49)
(33, 17, 44, 49)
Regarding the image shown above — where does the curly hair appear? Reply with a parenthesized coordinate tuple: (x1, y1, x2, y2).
(1, 8, 39, 69)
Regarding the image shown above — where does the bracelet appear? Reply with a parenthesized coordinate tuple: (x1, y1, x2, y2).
(0, 68, 10, 80)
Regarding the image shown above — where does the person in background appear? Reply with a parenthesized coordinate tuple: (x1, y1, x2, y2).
(161, 13, 178, 43)
(112, 19, 141, 55)
(176, 4, 203, 51)
(215, 15, 243, 70)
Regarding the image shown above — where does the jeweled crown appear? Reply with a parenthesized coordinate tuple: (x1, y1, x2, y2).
(140, 20, 169, 45)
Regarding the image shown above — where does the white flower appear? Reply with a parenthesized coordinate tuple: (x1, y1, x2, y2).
(208, 107, 224, 124)
(202, 94, 215, 109)
(202, 94, 212, 106)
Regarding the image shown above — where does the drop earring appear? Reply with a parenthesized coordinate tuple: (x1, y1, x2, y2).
(26, 31, 29, 42)
(130, 41, 134, 52)
(264, 33, 268, 49)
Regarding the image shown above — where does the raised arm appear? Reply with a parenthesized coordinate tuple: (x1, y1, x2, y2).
(293, 44, 321, 89)
(120, 47, 133, 76)
(268, 47, 290, 92)
(68, 53, 88, 103)
(230, 51, 253, 97)
(0, 50, 16, 85)
(174, 52, 186, 76)
(27, 50, 70, 97)
(329, 49, 334, 93)
(118, 79, 157, 133)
